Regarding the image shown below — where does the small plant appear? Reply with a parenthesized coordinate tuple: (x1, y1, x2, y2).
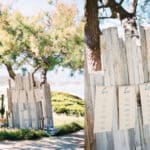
(0, 95, 5, 119)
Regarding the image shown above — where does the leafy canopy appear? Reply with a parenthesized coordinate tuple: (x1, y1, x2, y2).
(0, 2, 84, 77)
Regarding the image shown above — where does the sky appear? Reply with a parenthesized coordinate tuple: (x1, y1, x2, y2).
(0, 0, 85, 98)
(1, 0, 85, 17)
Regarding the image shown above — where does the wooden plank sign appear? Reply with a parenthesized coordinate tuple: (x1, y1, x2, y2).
(94, 86, 116, 133)
(119, 86, 136, 130)
(140, 83, 150, 125)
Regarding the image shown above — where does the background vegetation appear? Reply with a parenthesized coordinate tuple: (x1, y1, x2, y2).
(52, 91, 85, 116)
(0, 92, 84, 140)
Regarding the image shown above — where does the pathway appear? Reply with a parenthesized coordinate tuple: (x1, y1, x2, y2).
(0, 130, 84, 150)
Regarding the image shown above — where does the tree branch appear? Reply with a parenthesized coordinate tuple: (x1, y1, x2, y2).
(119, 0, 124, 5)
(99, 16, 116, 19)
(98, 5, 108, 9)
(4, 63, 16, 80)
(32, 65, 41, 87)
(107, 0, 135, 20)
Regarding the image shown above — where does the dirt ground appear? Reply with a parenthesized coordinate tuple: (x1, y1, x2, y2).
(0, 130, 84, 150)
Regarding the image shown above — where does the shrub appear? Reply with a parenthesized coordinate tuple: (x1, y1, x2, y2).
(0, 129, 49, 141)
(54, 122, 83, 136)
(51, 91, 85, 116)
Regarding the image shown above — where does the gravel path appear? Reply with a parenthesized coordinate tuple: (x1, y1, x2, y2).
(0, 130, 84, 150)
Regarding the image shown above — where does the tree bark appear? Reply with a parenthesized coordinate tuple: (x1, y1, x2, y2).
(84, 0, 101, 72)
(84, 0, 101, 149)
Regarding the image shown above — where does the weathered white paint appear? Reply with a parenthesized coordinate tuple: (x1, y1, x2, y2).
(7, 73, 53, 129)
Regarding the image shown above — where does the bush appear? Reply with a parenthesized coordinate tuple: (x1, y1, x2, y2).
(54, 122, 83, 136)
(0, 129, 49, 141)
(51, 91, 85, 116)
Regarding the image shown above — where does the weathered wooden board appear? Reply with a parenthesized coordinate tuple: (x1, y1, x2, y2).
(85, 26, 150, 150)
(27, 90, 38, 129)
(7, 89, 12, 112)
(36, 101, 44, 128)
(94, 86, 115, 133)
(140, 83, 150, 125)
(99, 27, 131, 150)
(11, 90, 20, 128)
(119, 86, 136, 130)
(15, 74, 23, 90)
(43, 84, 53, 127)
(84, 49, 96, 150)
(19, 90, 31, 128)
(139, 26, 149, 82)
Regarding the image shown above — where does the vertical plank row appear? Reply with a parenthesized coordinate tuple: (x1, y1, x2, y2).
(7, 73, 53, 129)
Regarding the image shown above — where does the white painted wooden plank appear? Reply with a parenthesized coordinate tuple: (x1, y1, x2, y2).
(11, 90, 20, 128)
(139, 26, 149, 82)
(111, 28, 130, 150)
(19, 90, 31, 128)
(27, 90, 38, 129)
(99, 27, 131, 150)
(140, 83, 150, 126)
(97, 28, 115, 150)
(7, 89, 12, 112)
(119, 86, 137, 130)
(94, 86, 115, 133)
(90, 71, 104, 108)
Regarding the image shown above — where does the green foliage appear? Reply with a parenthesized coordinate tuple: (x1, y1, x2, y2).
(0, 129, 49, 141)
(54, 122, 83, 136)
(0, 3, 84, 78)
(51, 91, 85, 116)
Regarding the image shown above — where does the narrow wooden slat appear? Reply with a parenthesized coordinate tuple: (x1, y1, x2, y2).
(11, 90, 20, 128)
(27, 90, 38, 129)
(139, 26, 149, 82)
(84, 51, 96, 150)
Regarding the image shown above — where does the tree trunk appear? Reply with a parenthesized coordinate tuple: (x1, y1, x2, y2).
(84, 0, 101, 72)
(84, 0, 101, 149)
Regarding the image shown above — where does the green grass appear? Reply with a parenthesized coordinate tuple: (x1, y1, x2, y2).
(0, 129, 49, 141)
(51, 91, 85, 116)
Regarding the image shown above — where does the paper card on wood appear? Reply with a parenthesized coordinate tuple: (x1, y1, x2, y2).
(140, 83, 150, 125)
(94, 86, 116, 133)
(119, 86, 136, 130)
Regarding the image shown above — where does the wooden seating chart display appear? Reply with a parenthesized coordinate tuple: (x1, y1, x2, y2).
(7, 74, 53, 129)
(140, 83, 150, 125)
(94, 84, 150, 132)
(118, 86, 136, 130)
(94, 86, 116, 133)
(85, 26, 150, 149)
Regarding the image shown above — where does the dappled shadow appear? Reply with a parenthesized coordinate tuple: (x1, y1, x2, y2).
(0, 130, 84, 150)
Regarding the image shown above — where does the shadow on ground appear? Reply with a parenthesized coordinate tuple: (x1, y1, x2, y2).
(0, 130, 84, 150)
